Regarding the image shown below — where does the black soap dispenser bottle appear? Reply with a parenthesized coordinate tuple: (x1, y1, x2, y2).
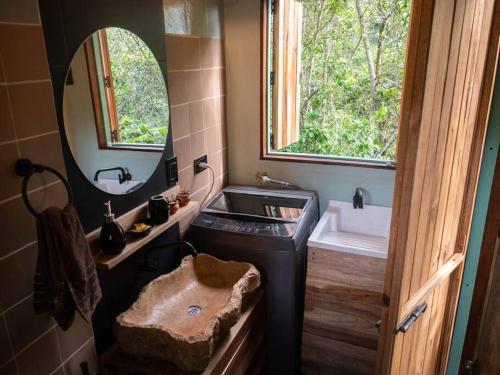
(99, 201, 126, 255)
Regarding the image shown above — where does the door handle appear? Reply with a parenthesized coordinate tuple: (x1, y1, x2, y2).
(396, 303, 428, 333)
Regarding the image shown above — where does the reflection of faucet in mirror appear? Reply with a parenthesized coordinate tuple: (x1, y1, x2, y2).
(94, 167, 132, 184)
(62, 27, 169, 196)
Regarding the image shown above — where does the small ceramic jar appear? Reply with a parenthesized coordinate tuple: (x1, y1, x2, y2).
(176, 190, 190, 207)
(169, 200, 179, 215)
(148, 195, 169, 225)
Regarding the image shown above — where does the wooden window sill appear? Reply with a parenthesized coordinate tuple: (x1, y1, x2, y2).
(261, 152, 397, 170)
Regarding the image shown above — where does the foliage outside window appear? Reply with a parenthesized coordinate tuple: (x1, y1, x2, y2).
(264, 0, 411, 166)
(87, 28, 169, 150)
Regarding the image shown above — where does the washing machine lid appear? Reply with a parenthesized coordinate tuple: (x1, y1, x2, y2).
(202, 187, 310, 223)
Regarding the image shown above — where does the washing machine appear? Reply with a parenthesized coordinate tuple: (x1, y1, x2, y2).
(186, 185, 319, 374)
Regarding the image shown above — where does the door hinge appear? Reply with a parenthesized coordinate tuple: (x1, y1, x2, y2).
(111, 129, 120, 142)
(271, 0, 276, 14)
(104, 75, 112, 88)
(396, 303, 428, 333)
(270, 71, 275, 86)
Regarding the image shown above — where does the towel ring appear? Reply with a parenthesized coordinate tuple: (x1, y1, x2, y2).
(15, 159, 73, 218)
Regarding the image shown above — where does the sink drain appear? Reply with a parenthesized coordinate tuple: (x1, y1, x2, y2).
(187, 305, 201, 315)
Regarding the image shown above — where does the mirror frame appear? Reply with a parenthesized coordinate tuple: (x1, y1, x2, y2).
(39, 0, 174, 232)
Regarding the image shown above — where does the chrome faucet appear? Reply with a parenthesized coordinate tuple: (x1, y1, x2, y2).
(353, 187, 364, 209)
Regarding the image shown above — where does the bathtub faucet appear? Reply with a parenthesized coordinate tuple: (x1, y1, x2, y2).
(353, 187, 364, 209)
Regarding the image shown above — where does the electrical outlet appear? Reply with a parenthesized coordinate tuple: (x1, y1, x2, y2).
(194, 155, 208, 174)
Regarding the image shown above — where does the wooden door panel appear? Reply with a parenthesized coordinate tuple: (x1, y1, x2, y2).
(377, 0, 496, 371)
(400, 277, 452, 374)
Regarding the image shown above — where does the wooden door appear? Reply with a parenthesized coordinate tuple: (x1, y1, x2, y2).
(376, 0, 498, 373)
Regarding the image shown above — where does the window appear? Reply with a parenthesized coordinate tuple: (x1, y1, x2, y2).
(262, 0, 411, 167)
(83, 28, 169, 151)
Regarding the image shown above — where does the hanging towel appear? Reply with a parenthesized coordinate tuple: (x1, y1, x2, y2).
(34, 203, 102, 330)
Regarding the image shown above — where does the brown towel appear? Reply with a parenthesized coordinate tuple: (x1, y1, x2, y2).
(34, 203, 102, 330)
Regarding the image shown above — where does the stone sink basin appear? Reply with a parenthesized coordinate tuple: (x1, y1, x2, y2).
(114, 253, 261, 371)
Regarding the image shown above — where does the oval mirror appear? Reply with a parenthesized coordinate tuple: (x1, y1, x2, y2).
(63, 27, 169, 195)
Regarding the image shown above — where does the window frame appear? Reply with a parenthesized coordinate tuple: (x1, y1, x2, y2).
(260, 0, 398, 170)
(83, 30, 164, 153)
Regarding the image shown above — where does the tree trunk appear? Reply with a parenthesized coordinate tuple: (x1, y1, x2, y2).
(354, 0, 378, 118)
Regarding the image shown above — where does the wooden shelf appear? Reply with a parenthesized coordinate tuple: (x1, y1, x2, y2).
(91, 200, 199, 270)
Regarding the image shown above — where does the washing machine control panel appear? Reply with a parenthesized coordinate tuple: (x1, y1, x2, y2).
(193, 213, 296, 237)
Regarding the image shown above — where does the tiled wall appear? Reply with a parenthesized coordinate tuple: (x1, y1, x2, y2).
(0, 2, 97, 374)
(163, 0, 228, 232)
(0, 1, 227, 374)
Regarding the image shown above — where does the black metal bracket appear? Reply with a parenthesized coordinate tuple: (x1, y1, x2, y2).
(14, 158, 42, 176)
(14, 158, 73, 217)
(396, 303, 428, 333)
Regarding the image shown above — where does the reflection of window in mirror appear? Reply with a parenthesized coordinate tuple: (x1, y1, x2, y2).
(83, 28, 169, 152)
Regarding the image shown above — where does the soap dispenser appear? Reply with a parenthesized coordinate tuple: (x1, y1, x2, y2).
(99, 201, 126, 254)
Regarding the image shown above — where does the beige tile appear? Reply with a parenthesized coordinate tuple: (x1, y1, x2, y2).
(218, 69, 225, 96)
(178, 166, 193, 192)
(184, 70, 203, 102)
(16, 329, 61, 375)
(216, 124, 227, 150)
(8, 82, 58, 139)
(0, 360, 17, 375)
(190, 131, 207, 160)
(200, 69, 219, 99)
(0, 0, 40, 23)
(0, 142, 20, 201)
(192, 168, 209, 192)
(0, 86, 16, 142)
(56, 313, 92, 361)
(205, 126, 218, 155)
(0, 243, 37, 310)
(5, 295, 55, 352)
(166, 71, 187, 105)
(208, 152, 221, 178)
(168, 70, 203, 104)
(0, 24, 49, 82)
(28, 181, 71, 214)
(200, 38, 224, 69)
(221, 172, 229, 187)
(63, 339, 97, 375)
(166, 35, 200, 71)
(18, 133, 65, 190)
(0, 317, 13, 365)
(173, 137, 192, 170)
(217, 96, 226, 124)
(188, 101, 203, 134)
(202, 98, 216, 129)
(170, 104, 190, 140)
(0, 198, 36, 259)
(191, 184, 209, 203)
(219, 149, 228, 175)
